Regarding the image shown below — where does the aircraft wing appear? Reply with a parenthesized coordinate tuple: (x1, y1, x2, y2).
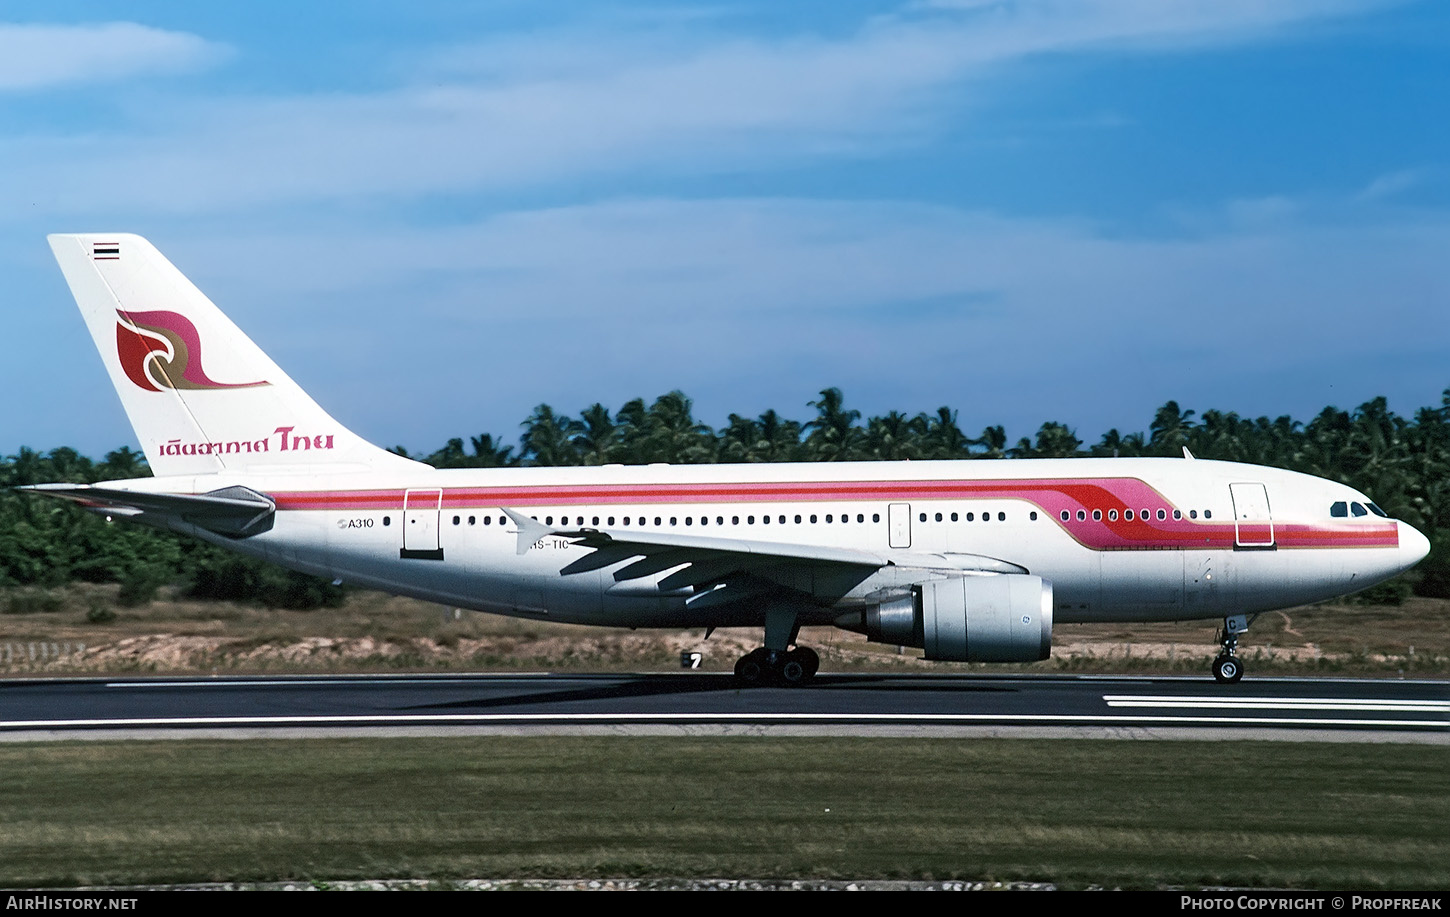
(501, 507, 1025, 610)
(20, 484, 276, 538)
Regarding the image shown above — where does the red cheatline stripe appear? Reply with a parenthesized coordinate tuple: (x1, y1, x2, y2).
(260, 477, 1400, 550)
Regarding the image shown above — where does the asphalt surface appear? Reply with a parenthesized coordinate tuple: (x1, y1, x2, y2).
(0, 672, 1445, 740)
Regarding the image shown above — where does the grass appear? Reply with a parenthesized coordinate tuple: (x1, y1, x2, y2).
(0, 737, 1444, 889)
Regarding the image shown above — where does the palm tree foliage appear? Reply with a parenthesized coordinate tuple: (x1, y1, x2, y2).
(6, 388, 1450, 600)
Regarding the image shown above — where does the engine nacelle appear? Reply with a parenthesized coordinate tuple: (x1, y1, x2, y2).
(841, 574, 1053, 663)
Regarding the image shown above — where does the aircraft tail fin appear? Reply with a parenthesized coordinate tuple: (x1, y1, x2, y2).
(48, 233, 426, 477)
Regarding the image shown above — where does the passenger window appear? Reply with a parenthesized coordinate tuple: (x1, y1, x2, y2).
(468, 516, 475, 525)
(1030, 511, 1038, 521)
(1092, 510, 1102, 521)
(998, 512, 1005, 521)
(1156, 509, 1166, 521)
(934, 513, 942, 522)
(1076, 510, 1086, 522)
(1108, 509, 1118, 521)
(919, 513, 927, 522)
(810, 514, 818, 523)
(967, 512, 975, 521)
(1331, 502, 1348, 517)
(1189, 510, 1197, 519)
(795, 515, 802, 524)
(1059, 511, 1069, 521)
(873, 513, 881, 523)
(857, 514, 865, 523)
(1125, 510, 1133, 521)
(1173, 510, 1181, 520)
(951, 512, 958, 522)
(1204, 510, 1212, 519)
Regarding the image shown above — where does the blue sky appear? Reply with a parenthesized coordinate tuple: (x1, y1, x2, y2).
(2, 0, 1447, 458)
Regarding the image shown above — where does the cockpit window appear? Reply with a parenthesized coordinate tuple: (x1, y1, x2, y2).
(1330, 501, 1348, 517)
(1351, 502, 1368, 517)
(1367, 503, 1389, 517)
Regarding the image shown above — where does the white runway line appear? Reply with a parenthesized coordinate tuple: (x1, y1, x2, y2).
(1, 712, 1447, 730)
(1103, 695, 1450, 713)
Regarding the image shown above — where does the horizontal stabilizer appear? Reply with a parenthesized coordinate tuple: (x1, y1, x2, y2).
(21, 483, 276, 538)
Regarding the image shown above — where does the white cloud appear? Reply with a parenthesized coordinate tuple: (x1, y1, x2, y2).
(124, 196, 1445, 449)
(1357, 169, 1423, 202)
(0, 22, 226, 91)
(0, 0, 1399, 213)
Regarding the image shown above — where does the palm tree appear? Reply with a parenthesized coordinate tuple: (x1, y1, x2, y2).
(804, 388, 862, 461)
(864, 411, 925, 461)
(520, 404, 580, 466)
(470, 433, 517, 467)
(574, 404, 617, 465)
(922, 407, 971, 459)
(1149, 401, 1195, 456)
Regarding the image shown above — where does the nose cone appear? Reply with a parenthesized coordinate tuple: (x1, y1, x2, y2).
(1398, 521, 1431, 570)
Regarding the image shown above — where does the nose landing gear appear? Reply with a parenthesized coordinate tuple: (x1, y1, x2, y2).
(1212, 613, 1254, 683)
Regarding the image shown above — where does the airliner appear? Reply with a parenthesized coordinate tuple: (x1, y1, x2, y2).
(26, 234, 1430, 685)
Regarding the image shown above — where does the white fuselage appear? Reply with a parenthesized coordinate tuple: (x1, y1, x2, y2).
(131, 455, 1425, 629)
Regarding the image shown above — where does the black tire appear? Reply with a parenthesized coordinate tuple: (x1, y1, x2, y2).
(795, 646, 820, 678)
(734, 652, 766, 685)
(780, 658, 807, 685)
(1213, 654, 1244, 684)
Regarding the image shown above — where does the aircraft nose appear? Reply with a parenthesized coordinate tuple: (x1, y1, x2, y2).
(1398, 521, 1431, 570)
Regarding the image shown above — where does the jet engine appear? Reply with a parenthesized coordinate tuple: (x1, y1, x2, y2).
(838, 574, 1053, 662)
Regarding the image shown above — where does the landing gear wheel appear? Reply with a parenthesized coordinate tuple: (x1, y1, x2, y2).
(794, 647, 820, 678)
(734, 650, 767, 685)
(1213, 654, 1244, 684)
(779, 657, 807, 685)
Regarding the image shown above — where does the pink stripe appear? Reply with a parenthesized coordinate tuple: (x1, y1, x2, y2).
(267, 477, 1400, 551)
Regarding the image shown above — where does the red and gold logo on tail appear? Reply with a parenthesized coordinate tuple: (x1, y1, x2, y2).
(115, 310, 268, 391)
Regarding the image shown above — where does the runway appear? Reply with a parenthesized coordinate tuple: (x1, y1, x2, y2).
(0, 672, 1445, 740)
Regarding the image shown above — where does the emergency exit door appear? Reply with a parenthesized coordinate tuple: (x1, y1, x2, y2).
(888, 502, 912, 549)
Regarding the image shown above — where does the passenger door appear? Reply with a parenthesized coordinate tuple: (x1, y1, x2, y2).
(402, 488, 444, 560)
(1229, 482, 1274, 549)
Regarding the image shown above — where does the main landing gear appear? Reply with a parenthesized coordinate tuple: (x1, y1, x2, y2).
(733, 605, 820, 686)
(1212, 613, 1254, 684)
(734, 646, 821, 686)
